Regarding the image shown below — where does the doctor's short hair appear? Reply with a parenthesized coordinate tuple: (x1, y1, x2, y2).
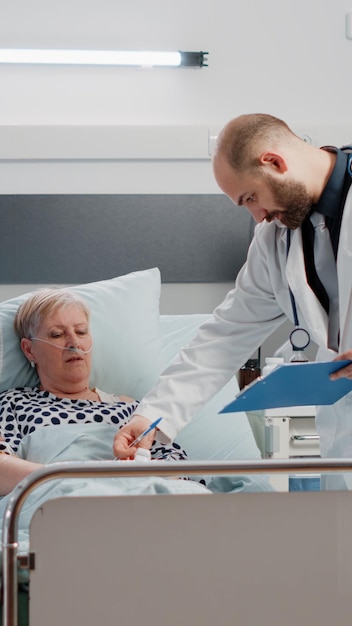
(14, 288, 90, 340)
(217, 113, 298, 172)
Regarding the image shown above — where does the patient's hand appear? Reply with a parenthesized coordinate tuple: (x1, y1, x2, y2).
(113, 415, 154, 459)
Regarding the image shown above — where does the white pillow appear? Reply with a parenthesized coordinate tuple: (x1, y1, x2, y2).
(0, 268, 162, 400)
(160, 315, 261, 461)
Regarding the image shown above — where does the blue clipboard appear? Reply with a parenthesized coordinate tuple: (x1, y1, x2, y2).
(220, 360, 352, 413)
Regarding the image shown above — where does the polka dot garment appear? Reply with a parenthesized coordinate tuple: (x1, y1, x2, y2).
(0, 387, 187, 461)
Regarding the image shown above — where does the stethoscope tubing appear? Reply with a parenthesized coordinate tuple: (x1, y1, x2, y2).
(286, 228, 311, 351)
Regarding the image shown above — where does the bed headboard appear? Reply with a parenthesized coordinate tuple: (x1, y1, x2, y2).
(0, 194, 254, 284)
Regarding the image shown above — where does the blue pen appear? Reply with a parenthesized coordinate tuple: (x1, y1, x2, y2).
(128, 417, 163, 448)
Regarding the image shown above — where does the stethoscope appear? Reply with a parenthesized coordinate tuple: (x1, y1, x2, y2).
(286, 150, 352, 353)
(286, 229, 311, 353)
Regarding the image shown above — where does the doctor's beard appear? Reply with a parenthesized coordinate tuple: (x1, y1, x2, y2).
(264, 176, 312, 230)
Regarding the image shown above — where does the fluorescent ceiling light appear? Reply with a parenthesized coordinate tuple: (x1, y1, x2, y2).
(0, 49, 208, 67)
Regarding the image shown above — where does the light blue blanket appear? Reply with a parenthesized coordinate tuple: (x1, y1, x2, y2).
(0, 423, 273, 578)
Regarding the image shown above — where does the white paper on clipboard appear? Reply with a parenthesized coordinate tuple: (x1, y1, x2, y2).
(220, 360, 352, 413)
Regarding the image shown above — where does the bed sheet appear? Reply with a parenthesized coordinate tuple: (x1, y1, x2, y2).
(0, 424, 209, 581)
(0, 424, 272, 579)
(0, 426, 273, 626)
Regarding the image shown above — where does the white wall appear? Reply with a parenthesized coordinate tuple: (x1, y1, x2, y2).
(1, 0, 352, 327)
(1, 0, 352, 126)
(1, 0, 352, 192)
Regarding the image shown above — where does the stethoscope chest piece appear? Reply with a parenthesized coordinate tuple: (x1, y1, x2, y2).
(289, 326, 311, 351)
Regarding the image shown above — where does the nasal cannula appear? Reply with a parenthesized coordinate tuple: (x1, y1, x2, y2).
(30, 337, 93, 354)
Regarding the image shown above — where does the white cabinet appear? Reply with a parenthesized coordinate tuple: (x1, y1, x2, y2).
(264, 405, 319, 459)
(248, 406, 319, 491)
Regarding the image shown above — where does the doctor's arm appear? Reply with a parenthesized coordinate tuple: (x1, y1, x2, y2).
(114, 229, 288, 460)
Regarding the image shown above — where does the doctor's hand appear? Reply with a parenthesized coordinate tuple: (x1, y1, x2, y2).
(113, 415, 155, 459)
(330, 352, 352, 380)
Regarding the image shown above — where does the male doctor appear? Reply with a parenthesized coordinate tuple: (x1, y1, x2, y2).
(114, 113, 352, 488)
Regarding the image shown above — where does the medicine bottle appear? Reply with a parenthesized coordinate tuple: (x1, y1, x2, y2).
(239, 358, 261, 390)
(289, 350, 309, 363)
(262, 356, 284, 377)
(134, 448, 151, 462)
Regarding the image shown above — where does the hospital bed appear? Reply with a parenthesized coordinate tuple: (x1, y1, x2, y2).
(0, 269, 351, 625)
(0, 266, 262, 624)
(3, 458, 352, 626)
(0, 188, 350, 624)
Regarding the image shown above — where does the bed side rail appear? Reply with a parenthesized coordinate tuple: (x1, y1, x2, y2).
(3, 457, 352, 626)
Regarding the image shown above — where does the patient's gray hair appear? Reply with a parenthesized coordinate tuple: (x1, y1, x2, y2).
(216, 113, 298, 172)
(14, 288, 90, 339)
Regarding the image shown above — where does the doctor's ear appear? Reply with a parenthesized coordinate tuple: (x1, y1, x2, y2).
(259, 152, 288, 174)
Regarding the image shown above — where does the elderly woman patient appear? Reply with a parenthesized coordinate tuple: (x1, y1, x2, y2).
(0, 288, 187, 496)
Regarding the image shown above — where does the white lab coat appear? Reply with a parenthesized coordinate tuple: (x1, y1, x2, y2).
(138, 188, 352, 486)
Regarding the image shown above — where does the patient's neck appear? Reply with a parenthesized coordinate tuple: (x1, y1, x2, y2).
(39, 383, 100, 401)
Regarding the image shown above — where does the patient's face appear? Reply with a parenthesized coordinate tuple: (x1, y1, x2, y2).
(26, 304, 93, 395)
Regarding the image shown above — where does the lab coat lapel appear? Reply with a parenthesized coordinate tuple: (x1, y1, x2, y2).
(337, 188, 352, 349)
(285, 226, 329, 345)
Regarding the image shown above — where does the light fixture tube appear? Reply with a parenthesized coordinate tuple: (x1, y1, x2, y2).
(0, 49, 208, 67)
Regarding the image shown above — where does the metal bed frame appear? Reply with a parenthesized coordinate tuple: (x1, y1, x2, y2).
(3, 457, 352, 626)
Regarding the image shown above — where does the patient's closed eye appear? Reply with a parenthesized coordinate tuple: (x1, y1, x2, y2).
(49, 327, 88, 339)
